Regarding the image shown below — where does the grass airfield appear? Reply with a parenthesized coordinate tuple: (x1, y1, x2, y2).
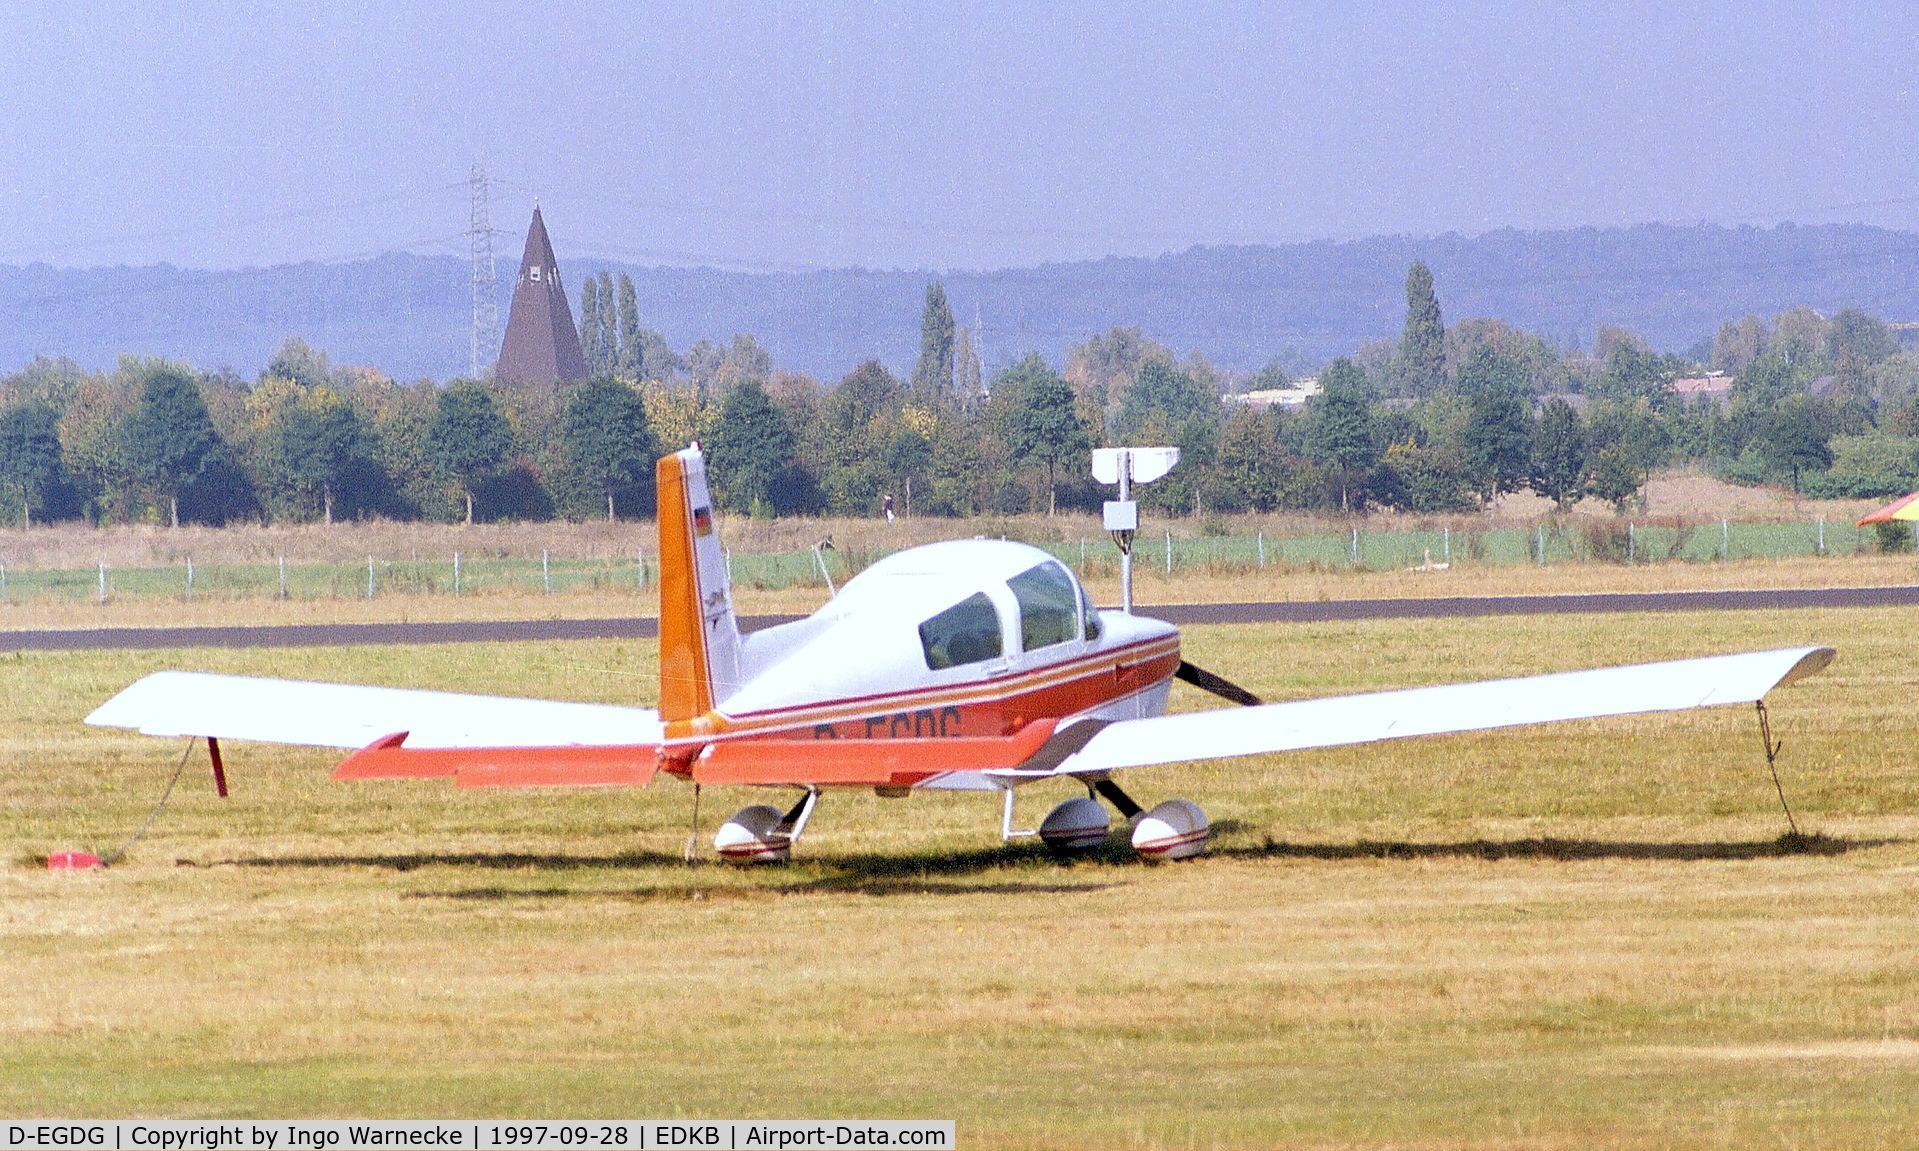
(4, 602, 1919, 1147)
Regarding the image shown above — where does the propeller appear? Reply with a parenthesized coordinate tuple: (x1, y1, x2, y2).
(1174, 660, 1263, 707)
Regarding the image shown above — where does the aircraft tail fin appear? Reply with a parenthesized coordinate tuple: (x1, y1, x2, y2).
(657, 446, 744, 722)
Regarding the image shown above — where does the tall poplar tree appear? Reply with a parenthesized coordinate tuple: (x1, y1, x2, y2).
(955, 326, 983, 403)
(616, 274, 643, 380)
(1399, 260, 1446, 397)
(578, 278, 602, 375)
(912, 281, 956, 399)
(596, 270, 618, 376)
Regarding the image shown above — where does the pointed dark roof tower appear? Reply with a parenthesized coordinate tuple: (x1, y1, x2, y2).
(495, 206, 589, 385)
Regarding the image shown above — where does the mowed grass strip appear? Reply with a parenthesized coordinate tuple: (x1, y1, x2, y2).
(3, 608, 1918, 1147)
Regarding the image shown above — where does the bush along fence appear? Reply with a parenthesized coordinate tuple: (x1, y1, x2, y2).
(0, 514, 1895, 608)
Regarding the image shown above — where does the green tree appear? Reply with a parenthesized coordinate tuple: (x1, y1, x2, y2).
(1116, 360, 1217, 440)
(1531, 397, 1586, 509)
(596, 270, 618, 376)
(615, 274, 644, 380)
(430, 380, 513, 524)
(1372, 439, 1475, 513)
(1067, 325, 1173, 430)
(562, 376, 656, 520)
(1758, 393, 1833, 498)
(996, 353, 1089, 514)
(1304, 358, 1378, 510)
(577, 278, 603, 375)
(264, 336, 337, 389)
(0, 402, 70, 526)
(631, 328, 680, 383)
(806, 361, 903, 514)
(683, 339, 724, 396)
(1771, 306, 1831, 372)
(1817, 433, 1919, 498)
(1583, 400, 1666, 512)
(122, 367, 220, 527)
(1711, 315, 1768, 375)
(1456, 347, 1534, 500)
(271, 388, 375, 523)
(1398, 261, 1446, 397)
(1732, 350, 1796, 411)
(717, 334, 773, 391)
(707, 379, 795, 515)
(954, 326, 983, 404)
(1214, 405, 1284, 512)
(1827, 308, 1895, 395)
(912, 281, 956, 399)
(883, 423, 934, 512)
(1592, 333, 1683, 408)
(1827, 308, 1895, 366)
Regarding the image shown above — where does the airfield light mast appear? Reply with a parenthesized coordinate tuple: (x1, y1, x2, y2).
(1093, 446, 1178, 614)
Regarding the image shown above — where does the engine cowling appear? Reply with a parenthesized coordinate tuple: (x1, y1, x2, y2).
(1038, 797, 1111, 855)
(714, 804, 792, 864)
(1130, 799, 1209, 860)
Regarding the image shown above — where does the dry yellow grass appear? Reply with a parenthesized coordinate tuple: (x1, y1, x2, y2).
(3, 604, 1918, 1145)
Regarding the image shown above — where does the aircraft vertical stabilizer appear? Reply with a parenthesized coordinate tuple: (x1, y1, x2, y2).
(657, 447, 744, 721)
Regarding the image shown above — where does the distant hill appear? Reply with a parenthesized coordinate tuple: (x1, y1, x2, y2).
(3, 222, 1916, 383)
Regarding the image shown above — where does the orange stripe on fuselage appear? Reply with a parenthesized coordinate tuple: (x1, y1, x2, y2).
(654, 636, 1181, 775)
(656, 453, 711, 723)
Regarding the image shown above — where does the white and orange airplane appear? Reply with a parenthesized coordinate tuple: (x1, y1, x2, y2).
(88, 447, 1835, 863)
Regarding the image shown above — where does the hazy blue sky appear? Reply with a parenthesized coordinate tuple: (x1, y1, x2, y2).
(2, 1, 1915, 272)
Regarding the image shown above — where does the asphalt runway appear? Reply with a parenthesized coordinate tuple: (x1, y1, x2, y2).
(5, 584, 1917, 652)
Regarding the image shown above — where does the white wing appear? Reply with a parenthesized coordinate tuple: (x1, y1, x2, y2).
(85, 671, 664, 750)
(1006, 646, 1834, 777)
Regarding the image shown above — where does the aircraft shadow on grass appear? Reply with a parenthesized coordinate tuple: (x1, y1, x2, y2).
(184, 841, 1126, 899)
(1218, 827, 1895, 863)
(174, 822, 1899, 900)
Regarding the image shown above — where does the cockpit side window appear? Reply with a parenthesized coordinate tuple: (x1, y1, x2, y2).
(1008, 562, 1079, 652)
(919, 592, 1004, 670)
(1082, 585, 1102, 640)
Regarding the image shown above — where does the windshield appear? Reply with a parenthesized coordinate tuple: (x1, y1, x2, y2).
(1007, 562, 1078, 652)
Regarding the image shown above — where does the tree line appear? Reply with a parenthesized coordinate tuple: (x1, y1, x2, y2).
(2, 264, 1916, 528)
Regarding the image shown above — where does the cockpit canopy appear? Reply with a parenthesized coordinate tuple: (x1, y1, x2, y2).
(916, 559, 1101, 672)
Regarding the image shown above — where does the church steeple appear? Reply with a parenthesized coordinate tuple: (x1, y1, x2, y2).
(495, 206, 589, 385)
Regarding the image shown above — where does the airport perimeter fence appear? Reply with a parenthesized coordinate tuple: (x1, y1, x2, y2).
(0, 514, 1891, 607)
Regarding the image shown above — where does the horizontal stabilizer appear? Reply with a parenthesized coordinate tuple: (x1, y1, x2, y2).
(692, 721, 1061, 787)
(1000, 646, 1836, 778)
(86, 671, 664, 750)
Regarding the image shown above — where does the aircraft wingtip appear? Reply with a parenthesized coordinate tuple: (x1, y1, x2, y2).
(1780, 646, 1837, 688)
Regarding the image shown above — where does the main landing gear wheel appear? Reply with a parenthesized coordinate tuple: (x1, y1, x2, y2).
(1130, 799, 1210, 861)
(1033, 779, 1210, 861)
(714, 787, 819, 864)
(1038, 797, 1110, 855)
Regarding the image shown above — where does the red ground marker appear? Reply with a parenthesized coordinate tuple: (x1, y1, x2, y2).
(46, 851, 103, 870)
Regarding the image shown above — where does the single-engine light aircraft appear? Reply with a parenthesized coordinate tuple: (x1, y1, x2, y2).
(88, 447, 1835, 863)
